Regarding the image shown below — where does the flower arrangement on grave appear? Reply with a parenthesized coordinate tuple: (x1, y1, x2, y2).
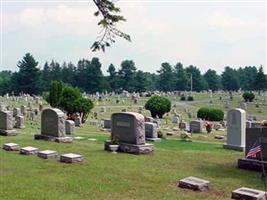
(205, 121, 213, 134)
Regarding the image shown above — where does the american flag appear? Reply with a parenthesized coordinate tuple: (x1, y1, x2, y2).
(246, 140, 261, 159)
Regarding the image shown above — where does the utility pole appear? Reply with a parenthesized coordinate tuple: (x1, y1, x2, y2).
(190, 74, 193, 97)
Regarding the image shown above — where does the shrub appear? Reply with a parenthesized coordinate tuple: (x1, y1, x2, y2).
(180, 96, 186, 101)
(187, 96, 194, 101)
(47, 81, 94, 123)
(242, 92, 255, 102)
(157, 130, 164, 138)
(197, 107, 224, 121)
(145, 96, 171, 118)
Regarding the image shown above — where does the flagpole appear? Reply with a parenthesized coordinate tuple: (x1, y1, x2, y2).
(259, 137, 267, 197)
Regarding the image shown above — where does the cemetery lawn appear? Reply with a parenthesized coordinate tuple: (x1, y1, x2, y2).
(1, 93, 267, 200)
(0, 125, 265, 200)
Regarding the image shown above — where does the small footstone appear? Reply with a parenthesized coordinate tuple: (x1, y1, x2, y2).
(60, 153, 83, 163)
(37, 150, 58, 159)
(20, 146, 39, 155)
(231, 187, 266, 200)
(166, 131, 176, 136)
(178, 176, 210, 192)
(3, 143, 20, 151)
(74, 136, 84, 140)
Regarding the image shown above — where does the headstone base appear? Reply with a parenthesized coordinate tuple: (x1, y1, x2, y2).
(223, 144, 244, 151)
(38, 150, 58, 159)
(0, 129, 17, 136)
(237, 158, 267, 172)
(3, 143, 20, 151)
(119, 143, 154, 154)
(14, 125, 25, 129)
(34, 134, 73, 143)
(232, 187, 266, 200)
(146, 138, 161, 142)
(60, 153, 83, 163)
(178, 176, 210, 192)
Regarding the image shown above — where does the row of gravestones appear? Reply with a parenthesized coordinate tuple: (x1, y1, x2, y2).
(3, 143, 82, 163)
(0, 109, 76, 137)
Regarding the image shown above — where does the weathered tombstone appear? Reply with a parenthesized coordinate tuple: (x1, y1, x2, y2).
(145, 122, 161, 142)
(231, 187, 266, 200)
(106, 112, 154, 154)
(178, 176, 210, 192)
(223, 108, 246, 151)
(103, 119, 111, 129)
(190, 120, 203, 133)
(20, 105, 26, 115)
(0, 110, 17, 136)
(239, 102, 247, 110)
(30, 111, 35, 121)
(74, 116, 82, 127)
(13, 107, 21, 117)
(65, 120, 75, 135)
(14, 115, 25, 129)
(34, 108, 72, 143)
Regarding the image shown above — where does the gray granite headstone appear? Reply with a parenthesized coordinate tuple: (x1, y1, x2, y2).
(34, 108, 72, 143)
(224, 108, 246, 151)
(65, 120, 75, 135)
(190, 120, 203, 133)
(0, 110, 17, 136)
(14, 115, 25, 129)
(109, 112, 154, 154)
(145, 122, 160, 142)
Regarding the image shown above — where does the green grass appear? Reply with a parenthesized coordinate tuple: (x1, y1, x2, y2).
(0, 93, 267, 200)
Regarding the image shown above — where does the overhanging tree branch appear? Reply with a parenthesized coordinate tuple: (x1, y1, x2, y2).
(92, 0, 131, 52)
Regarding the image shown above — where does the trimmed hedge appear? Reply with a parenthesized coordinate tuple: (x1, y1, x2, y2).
(197, 107, 224, 121)
(242, 92, 255, 102)
(180, 96, 186, 101)
(145, 96, 171, 118)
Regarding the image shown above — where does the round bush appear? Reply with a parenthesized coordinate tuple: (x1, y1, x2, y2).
(145, 96, 171, 118)
(242, 92, 255, 102)
(187, 96, 194, 101)
(197, 107, 224, 121)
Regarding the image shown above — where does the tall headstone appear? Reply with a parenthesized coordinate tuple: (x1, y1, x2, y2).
(223, 108, 246, 151)
(145, 122, 160, 142)
(0, 110, 17, 136)
(65, 120, 75, 135)
(106, 112, 154, 154)
(20, 105, 26, 115)
(14, 115, 25, 129)
(13, 108, 21, 117)
(34, 108, 72, 143)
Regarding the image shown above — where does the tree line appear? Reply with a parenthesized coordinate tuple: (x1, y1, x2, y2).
(0, 53, 266, 95)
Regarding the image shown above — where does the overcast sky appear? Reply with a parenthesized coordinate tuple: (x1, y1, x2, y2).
(1, 0, 266, 74)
